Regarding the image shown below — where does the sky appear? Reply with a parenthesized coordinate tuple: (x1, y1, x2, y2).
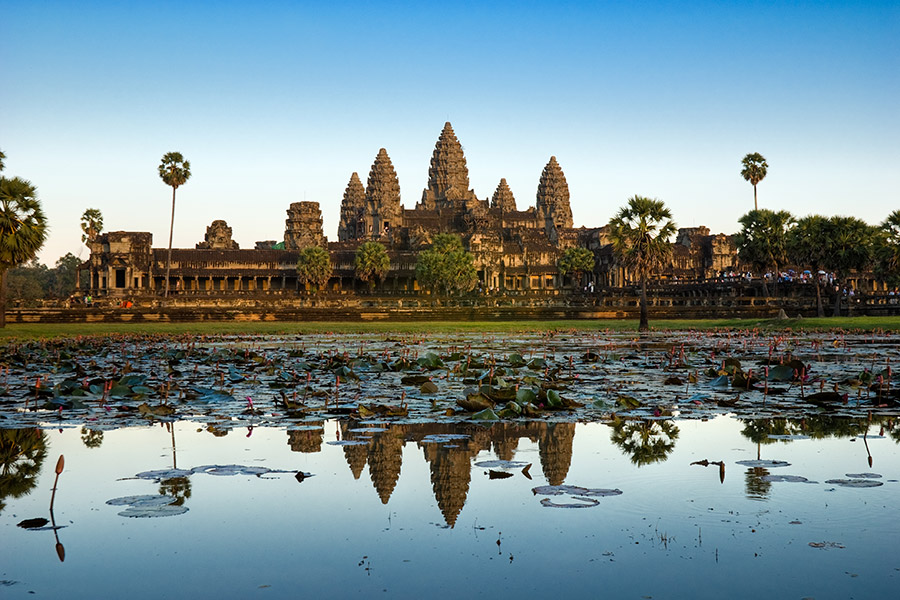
(2, 0, 898, 265)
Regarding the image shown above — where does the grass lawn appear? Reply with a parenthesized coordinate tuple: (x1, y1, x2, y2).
(2, 316, 899, 340)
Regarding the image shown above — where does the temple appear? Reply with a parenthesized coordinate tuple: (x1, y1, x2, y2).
(82, 122, 740, 296)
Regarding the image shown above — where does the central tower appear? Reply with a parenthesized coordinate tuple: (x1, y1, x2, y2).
(418, 122, 480, 210)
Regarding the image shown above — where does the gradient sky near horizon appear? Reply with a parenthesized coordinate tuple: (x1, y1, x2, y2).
(2, 0, 898, 264)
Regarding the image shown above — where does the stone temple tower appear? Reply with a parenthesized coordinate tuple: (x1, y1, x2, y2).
(364, 148, 402, 238)
(419, 122, 480, 211)
(491, 178, 517, 212)
(337, 172, 366, 241)
(283, 201, 326, 249)
(535, 156, 573, 232)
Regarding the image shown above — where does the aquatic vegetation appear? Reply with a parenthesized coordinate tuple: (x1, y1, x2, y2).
(0, 328, 897, 432)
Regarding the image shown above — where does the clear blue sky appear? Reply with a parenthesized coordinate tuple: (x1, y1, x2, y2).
(2, 0, 897, 264)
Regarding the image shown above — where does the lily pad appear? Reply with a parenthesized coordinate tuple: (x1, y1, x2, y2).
(824, 479, 883, 488)
(118, 504, 189, 518)
(735, 459, 791, 468)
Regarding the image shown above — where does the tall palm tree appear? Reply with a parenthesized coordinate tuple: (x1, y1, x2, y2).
(80, 208, 103, 245)
(822, 215, 875, 316)
(734, 209, 794, 297)
(787, 214, 829, 316)
(741, 152, 768, 210)
(158, 152, 191, 298)
(0, 149, 6, 173)
(0, 176, 48, 327)
(608, 196, 676, 332)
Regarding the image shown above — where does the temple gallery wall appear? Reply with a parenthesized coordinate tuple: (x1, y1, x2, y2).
(82, 122, 740, 297)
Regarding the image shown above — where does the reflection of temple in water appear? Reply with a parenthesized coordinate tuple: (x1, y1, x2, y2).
(538, 423, 575, 485)
(287, 424, 325, 453)
(334, 421, 576, 527)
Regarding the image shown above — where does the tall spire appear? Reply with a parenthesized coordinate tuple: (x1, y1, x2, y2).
(419, 122, 479, 209)
(364, 148, 402, 238)
(491, 178, 517, 212)
(536, 156, 573, 229)
(338, 172, 365, 241)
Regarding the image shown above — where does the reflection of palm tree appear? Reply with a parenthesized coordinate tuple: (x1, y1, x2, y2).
(745, 467, 772, 500)
(159, 477, 192, 506)
(0, 428, 48, 513)
(740, 418, 801, 453)
(609, 417, 679, 466)
(80, 427, 104, 449)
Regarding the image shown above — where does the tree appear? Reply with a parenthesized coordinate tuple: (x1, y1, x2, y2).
(0, 175, 48, 327)
(821, 216, 876, 316)
(741, 152, 768, 210)
(557, 247, 594, 289)
(787, 215, 829, 317)
(158, 152, 191, 298)
(0, 149, 5, 172)
(414, 233, 478, 295)
(354, 241, 390, 290)
(734, 209, 794, 297)
(608, 196, 677, 332)
(296, 246, 332, 292)
(52, 253, 81, 297)
(80, 208, 103, 245)
(874, 210, 900, 288)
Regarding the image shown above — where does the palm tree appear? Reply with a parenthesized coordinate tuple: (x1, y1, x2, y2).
(0, 176, 48, 327)
(296, 246, 332, 292)
(80, 208, 103, 245)
(609, 417, 680, 466)
(787, 215, 829, 316)
(874, 210, 900, 288)
(608, 196, 677, 332)
(741, 153, 768, 210)
(0, 149, 6, 172)
(734, 209, 794, 297)
(354, 241, 390, 291)
(821, 216, 876, 316)
(158, 152, 191, 298)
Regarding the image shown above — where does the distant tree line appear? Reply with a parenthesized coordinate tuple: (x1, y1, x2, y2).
(6, 253, 81, 306)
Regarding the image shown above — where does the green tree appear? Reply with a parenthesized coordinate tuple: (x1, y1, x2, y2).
(158, 152, 191, 298)
(414, 233, 478, 295)
(874, 210, 900, 288)
(51, 253, 81, 297)
(557, 247, 594, 289)
(608, 196, 676, 332)
(296, 246, 332, 292)
(0, 175, 48, 327)
(0, 149, 5, 172)
(821, 215, 876, 316)
(80, 208, 103, 245)
(7, 259, 49, 306)
(0, 428, 48, 514)
(354, 241, 390, 290)
(787, 215, 829, 317)
(609, 417, 680, 467)
(734, 209, 794, 297)
(740, 152, 768, 211)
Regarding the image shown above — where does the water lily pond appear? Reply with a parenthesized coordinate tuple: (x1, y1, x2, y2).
(2, 329, 899, 598)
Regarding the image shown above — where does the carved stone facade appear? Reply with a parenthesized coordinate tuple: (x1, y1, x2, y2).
(196, 220, 239, 249)
(283, 202, 325, 249)
(82, 122, 742, 297)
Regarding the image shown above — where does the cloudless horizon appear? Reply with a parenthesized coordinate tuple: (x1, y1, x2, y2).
(2, 0, 898, 264)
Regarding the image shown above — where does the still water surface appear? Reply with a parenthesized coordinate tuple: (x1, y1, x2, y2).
(2, 417, 898, 599)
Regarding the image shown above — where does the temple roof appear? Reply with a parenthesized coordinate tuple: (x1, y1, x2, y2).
(536, 156, 573, 229)
(427, 122, 470, 199)
(491, 178, 517, 212)
(366, 148, 401, 210)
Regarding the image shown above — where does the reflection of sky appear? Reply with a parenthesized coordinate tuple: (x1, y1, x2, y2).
(2, 417, 898, 598)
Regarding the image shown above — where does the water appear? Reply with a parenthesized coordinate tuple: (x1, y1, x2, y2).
(2, 416, 898, 599)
